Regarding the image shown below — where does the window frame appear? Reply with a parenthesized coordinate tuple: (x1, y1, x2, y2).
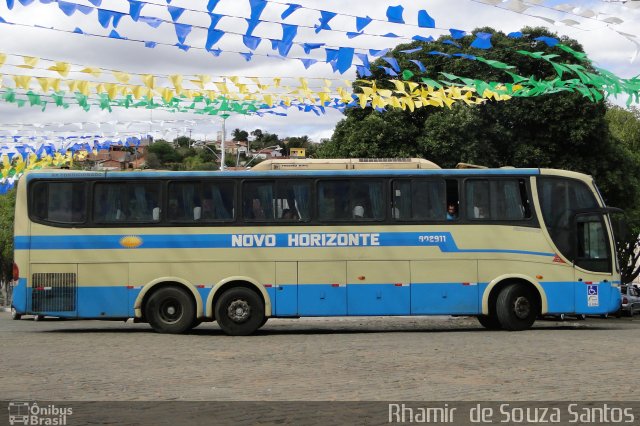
(314, 177, 386, 223)
(241, 178, 313, 224)
(389, 177, 450, 223)
(573, 211, 613, 274)
(165, 179, 236, 225)
(28, 179, 89, 228)
(462, 177, 535, 225)
(92, 180, 163, 226)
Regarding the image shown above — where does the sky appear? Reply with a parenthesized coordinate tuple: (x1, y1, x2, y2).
(0, 0, 639, 144)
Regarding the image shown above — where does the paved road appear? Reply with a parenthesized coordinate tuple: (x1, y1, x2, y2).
(1, 313, 638, 401)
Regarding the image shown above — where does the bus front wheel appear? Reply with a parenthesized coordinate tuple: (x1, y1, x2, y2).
(145, 286, 195, 334)
(215, 287, 264, 336)
(477, 314, 501, 330)
(496, 283, 539, 331)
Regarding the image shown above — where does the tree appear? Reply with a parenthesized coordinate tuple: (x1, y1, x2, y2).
(174, 136, 194, 149)
(606, 106, 640, 283)
(321, 26, 610, 170)
(0, 188, 16, 285)
(232, 129, 249, 142)
(147, 140, 182, 166)
(321, 26, 640, 280)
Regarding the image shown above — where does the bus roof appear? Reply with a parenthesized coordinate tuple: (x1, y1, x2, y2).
(22, 167, 547, 182)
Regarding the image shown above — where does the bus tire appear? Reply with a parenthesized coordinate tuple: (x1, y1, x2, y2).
(145, 286, 195, 334)
(11, 307, 21, 320)
(259, 317, 269, 329)
(189, 319, 203, 330)
(33, 315, 43, 321)
(477, 314, 501, 330)
(496, 283, 539, 331)
(215, 287, 264, 336)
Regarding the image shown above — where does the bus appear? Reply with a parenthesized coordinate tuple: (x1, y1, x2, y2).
(11, 162, 622, 335)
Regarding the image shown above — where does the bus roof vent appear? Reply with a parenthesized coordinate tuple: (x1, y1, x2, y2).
(455, 162, 488, 169)
(356, 158, 411, 163)
(251, 158, 440, 170)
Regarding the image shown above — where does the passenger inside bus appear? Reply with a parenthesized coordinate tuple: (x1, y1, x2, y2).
(446, 202, 458, 220)
(201, 198, 215, 219)
(251, 198, 266, 219)
(281, 208, 299, 220)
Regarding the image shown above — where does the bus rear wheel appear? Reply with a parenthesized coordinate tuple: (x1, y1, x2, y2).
(145, 287, 195, 334)
(215, 287, 264, 336)
(477, 314, 501, 330)
(496, 283, 539, 331)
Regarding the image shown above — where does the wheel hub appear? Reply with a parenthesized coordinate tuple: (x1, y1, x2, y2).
(513, 296, 531, 319)
(228, 299, 251, 323)
(159, 298, 182, 323)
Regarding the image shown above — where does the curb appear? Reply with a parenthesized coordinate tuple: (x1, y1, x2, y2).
(0, 307, 11, 312)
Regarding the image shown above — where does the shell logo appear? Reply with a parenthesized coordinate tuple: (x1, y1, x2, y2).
(120, 235, 143, 249)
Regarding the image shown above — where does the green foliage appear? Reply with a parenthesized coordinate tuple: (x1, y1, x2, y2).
(321, 26, 640, 281)
(174, 136, 195, 148)
(232, 129, 249, 142)
(0, 188, 16, 282)
(284, 136, 319, 157)
(147, 140, 182, 165)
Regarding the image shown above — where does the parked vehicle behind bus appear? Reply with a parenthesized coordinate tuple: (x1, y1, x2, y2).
(11, 159, 622, 335)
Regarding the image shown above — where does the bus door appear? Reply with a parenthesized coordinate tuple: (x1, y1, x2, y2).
(573, 212, 617, 315)
(275, 262, 298, 316)
(347, 261, 410, 315)
(29, 264, 78, 318)
(298, 261, 347, 316)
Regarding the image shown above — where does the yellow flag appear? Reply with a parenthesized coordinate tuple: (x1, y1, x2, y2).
(214, 82, 229, 94)
(0, 53, 6, 68)
(20, 56, 38, 69)
(169, 74, 183, 90)
(113, 71, 131, 84)
(131, 85, 146, 99)
(67, 80, 79, 92)
(105, 83, 119, 100)
(318, 91, 331, 105)
(190, 74, 211, 89)
(262, 94, 273, 106)
(80, 67, 102, 77)
(48, 62, 71, 78)
(37, 77, 53, 92)
(390, 80, 406, 94)
(357, 93, 368, 109)
(161, 88, 174, 103)
(13, 75, 32, 89)
(142, 74, 156, 89)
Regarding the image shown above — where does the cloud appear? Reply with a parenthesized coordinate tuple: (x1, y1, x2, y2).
(0, 0, 638, 142)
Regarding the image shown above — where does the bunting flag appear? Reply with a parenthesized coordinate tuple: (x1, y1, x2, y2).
(1, 0, 637, 74)
(1, 36, 638, 111)
(0, 135, 152, 183)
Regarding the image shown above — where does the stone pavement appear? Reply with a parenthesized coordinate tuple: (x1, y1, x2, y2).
(1, 313, 638, 401)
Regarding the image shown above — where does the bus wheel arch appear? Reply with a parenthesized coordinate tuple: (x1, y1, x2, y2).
(206, 277, 272, 319)
(482, 275, 548, 317)
(483, 276, 546, 331)
(135, 278, 203, 321)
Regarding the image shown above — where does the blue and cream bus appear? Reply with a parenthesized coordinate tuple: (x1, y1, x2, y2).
(11, 159, 622, 335)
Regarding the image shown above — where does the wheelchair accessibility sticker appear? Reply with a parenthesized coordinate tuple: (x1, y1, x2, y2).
(587, 284, 599, 307)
